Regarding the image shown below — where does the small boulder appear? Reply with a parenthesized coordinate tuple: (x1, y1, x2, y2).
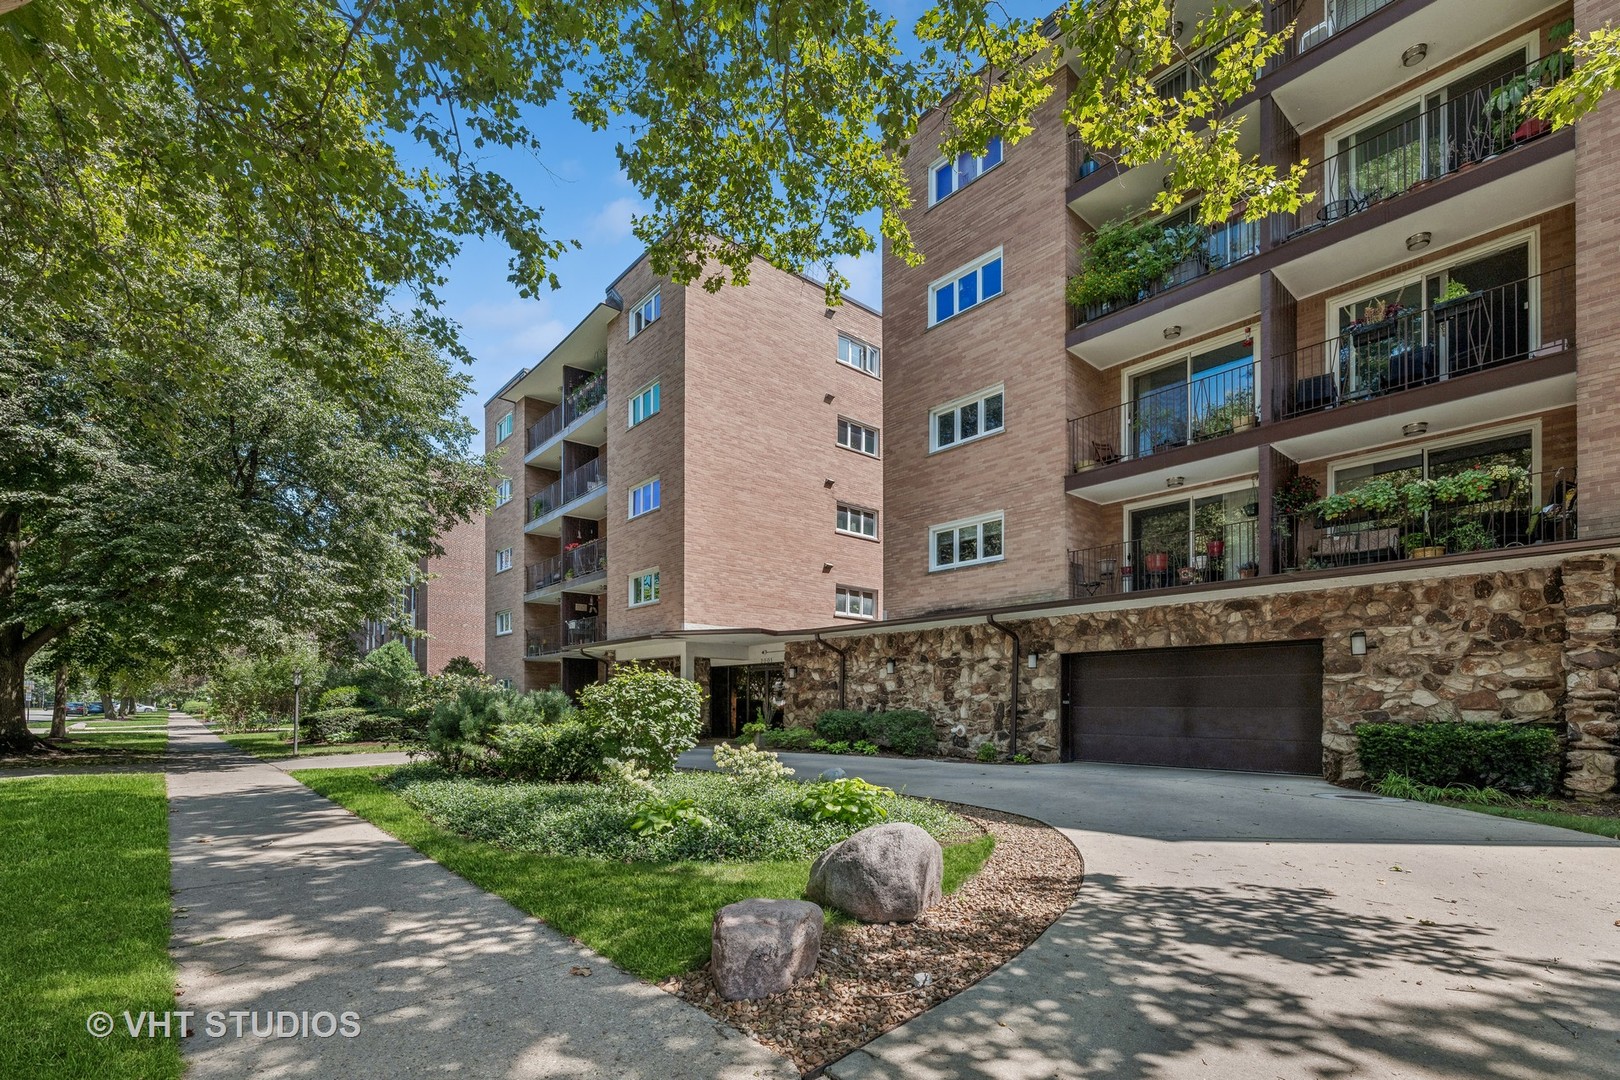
(710, 899, 823, 1001)
(807, 822, 943, 923)
(818, 767, 848, 781)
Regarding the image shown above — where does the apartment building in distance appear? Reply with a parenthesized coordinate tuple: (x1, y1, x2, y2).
(483, 253, 883, 734)
(356, 515, 486, 674)
(772, 0, 1619, 798)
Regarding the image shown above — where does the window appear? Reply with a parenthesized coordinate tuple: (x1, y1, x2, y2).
(929, 512, 1005, 571)
(928, 249, 1004, 326)
(837, 417, 879, 457)
(494, 610, 513, 636)
(495, 478, 512, 507)
(629, 477, 661, 519)
(630, 382, 661, 426)
(931, 137, 1003, 205)
(931, 386, 1005, 452)
(494, 547, 513, 574)
(629, 568, 661, 607)
(494, 412, 514, 443)
(836, 504, 878, 539)
(1128, 487, 1259, 587)
(1127, 335, 1256, 456)
(835, 586, 878, 619)
(837, 334, 880, 376)
(629, 289, 661, 338)
(1332, 430, 1534, 493)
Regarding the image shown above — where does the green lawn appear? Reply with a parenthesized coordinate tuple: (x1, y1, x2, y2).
(216, 727, 409, 761)
(1444, 801, 1620, 840)
(296, 766, 995, 980)
(5, 724, 168, 768)
(0, 775, 179, 1080)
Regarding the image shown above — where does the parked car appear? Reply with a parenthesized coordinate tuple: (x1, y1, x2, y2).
(134, 703, 157, 713)
(65, 701, 87, 716)
(86, 702, 104, 715)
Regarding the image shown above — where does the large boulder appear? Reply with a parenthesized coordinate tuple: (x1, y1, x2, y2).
(807, 822, 943, 923)
(710, 898, 823, 1001)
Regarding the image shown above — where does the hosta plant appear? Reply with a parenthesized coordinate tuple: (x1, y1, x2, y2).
(795, 777, 894, 827)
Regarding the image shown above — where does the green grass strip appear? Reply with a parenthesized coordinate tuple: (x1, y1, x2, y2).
(0, 775, 179, 1080)
(295, 767, 994, 980)
(214, 729, 404, 761)
(1443, 802, 1620, 840)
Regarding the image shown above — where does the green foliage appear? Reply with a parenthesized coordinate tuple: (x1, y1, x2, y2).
(1373, 773, 1511, 805)
(1012, 753, 1033, 765)
(1439, 279, 1473, 302)
(863, 709, 936, 756)
(318, 686, 363, 710)
(578, 664, 703, 775)
(795, 776, 895, 827)
(712, 742, 796, 790)
(205, 641, 324, 727)
(180, 699, 209, 716)
(1444, 521, 1497, 554)
(488, 721, 605, 783)
(440, 657, 485, 679)
(853, 740, 880, 756)
(1308, 466, 1529, 522)
(976, 742, 999, 763)
(759, 726, 821, 751)
(815, 709, 869, 743)
(1402, 532, 1440, 555)
(1066, 218, 1207, 311)
(740, 720, 768, 739)
(1356, 721, 1560, 794)
(355, 643, 423, 710)
(1273, 474, 1320, 514)
(628, 796, 714, 837)
(303, 706, 420, 745)
(428, 686, 562, 771)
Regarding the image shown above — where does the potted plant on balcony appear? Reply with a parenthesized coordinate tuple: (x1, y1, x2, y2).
(1144, 551, 1172, 574)
(1403, 532, 1447, 559)
(1445, 521, 1498, 554)
(1273, 474, 1319, 516)
(1066, 217, 1207, 319)
(1237, 561, 1259, 579)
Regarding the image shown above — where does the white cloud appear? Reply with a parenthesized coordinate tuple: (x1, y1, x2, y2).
(589, 196, 642, 243)
(457, 297, 570, 366)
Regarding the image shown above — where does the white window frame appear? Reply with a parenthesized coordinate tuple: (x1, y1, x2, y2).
(837, 334, 881, 377)
(1328, 420, 1542, 495)
(1122, 477, 1262, 541)
(629, 568, 661, 607)
(837, 417, 880, 457)
(628, 477, 662, 519)
(494, 610, 513, 636)
(927, 247, 1005, 328)
(494, 412, 514, 443)
(929, 384, 1006, 453)
(836, 503, 879, 540)
(928, 511, 1006, 573)
(495, 478, 513, 507)
(834, 585, 879, 620)
(629, 381, 661, 427)
(929, 136, 1004, 206)
(494, 547, 513, 574)
(629, 289, 661, 338)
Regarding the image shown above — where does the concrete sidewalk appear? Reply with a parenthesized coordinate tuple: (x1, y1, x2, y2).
(169, 716, 795, 1079)
(677, 750, 1620, 1080)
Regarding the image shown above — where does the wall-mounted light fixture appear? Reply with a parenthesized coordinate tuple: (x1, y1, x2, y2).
(1406, 231, 1432, 252)
(1401, 42, 1429, 67)
(1402, 421, 1429, 438)
(1166, 476, 1185, 488)
(1027, 652, 1038, 669)
(1163, 325, 1182, 340)
(885, 659, 896, 675)
(1350, 630, 1369, 656)
(787, 665, 798, 679)
(822, 562, 834, 573)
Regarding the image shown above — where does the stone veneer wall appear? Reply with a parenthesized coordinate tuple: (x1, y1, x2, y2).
(782, 552, 1620, 798)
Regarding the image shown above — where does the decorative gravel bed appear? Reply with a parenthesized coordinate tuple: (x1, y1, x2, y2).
(662, 806, 1084, 1075)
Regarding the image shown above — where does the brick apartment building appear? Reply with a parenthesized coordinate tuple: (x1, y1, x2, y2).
(769, 0, 1619, 798)
(483, 252, 883, 735)
(356, 515, 486, 674)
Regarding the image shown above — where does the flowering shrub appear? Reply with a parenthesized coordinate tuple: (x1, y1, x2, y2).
(578, 663, 704, 774)
(712, 742, 794, 789)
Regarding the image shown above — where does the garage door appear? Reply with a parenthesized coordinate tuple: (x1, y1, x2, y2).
(1064, 641, 1324, 774)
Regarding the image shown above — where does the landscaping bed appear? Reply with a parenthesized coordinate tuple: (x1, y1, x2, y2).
(212, 726, 413, 761)
(664, 805, 1083, 1074)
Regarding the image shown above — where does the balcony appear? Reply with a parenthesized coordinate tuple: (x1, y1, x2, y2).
(1069, 364, 1257, 473)
(524, 373, 608, 467)
(1264, 0, 1401, 67)
(1273, 265, 1573, 422)
(1068, 217, 1263, 329)
(526, 615, 605, 659)
(524, 538, 608, 601)
(1069, 515, 1263, 599)
(525, 457, 607, 536)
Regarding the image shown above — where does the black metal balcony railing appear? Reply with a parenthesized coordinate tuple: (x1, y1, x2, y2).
(1069, 363, 1257, 472)
(1273, 266, 1574, 422)
(1069, 217, 1262, 328)
(525, 537, 608, 594)
(527, 457, 606, 523)
(1069, 517, 1262, 599)
(1273, 470, 1578, 574)
(1274, 55, 1567, 244)
(525, 374, 609, 453)
(1265, 0, 1400, 67)
(525, 615, 605, 659)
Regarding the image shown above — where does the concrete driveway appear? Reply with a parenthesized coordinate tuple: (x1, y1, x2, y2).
(679, 751, 1620, 1080)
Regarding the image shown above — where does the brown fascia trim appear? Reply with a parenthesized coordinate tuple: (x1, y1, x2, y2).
(1066, 127, 1575, 350)
(1066, 0, 1441, 205)
(482, 366, 532, 410)
(1065, 347, 1579, 494)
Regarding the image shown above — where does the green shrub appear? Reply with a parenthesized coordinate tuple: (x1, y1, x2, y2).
(355, 641, 423, 709)
(180, 698, 209, 716)
(815, 709, 868, 742)
(628, 796, 714, 837)
(1356, 721, 1560, 794)
(976, 742, 998, 762)
(318, 685, 362, 710)
(822, 740, 852, 755)
(578, 664, 703, 774)
(1373, 773, 1511, 804)
(303, 705, 416, 743)
(429, 686, 556, 769)
(866, 709, 935, 756)
(795, 777, 894, 826)
(1011, 753, 1032, 765)
(440, 656, 485, 679)
(712, 742, 795, 789)
(488, 720, 604, 782)
(852, 740, 879, 756)
(758, 726, 819, 751)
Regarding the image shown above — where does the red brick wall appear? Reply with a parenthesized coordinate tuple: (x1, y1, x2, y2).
(422, 514, 485, 674)
(1575, 0, 1620, 536)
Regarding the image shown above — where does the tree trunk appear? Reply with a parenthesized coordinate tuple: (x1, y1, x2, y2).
(0, 650, 33, 752)
(50, 664, 68, 739)
(99, 692, 116, 721)
(120, 695, 135, 718)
